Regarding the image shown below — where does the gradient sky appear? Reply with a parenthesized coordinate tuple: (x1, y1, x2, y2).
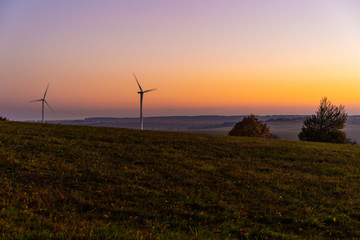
(1, 0, 360, 120)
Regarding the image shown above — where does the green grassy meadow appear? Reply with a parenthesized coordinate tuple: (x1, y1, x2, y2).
(1, 121, 360, 239)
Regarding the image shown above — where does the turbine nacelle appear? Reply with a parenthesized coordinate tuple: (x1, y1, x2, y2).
(138, 89, 156, 94)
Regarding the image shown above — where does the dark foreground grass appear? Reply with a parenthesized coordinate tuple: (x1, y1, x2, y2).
(1, 121, 360, 239)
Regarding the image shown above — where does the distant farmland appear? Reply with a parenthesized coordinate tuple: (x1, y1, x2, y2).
(50, 115, 360, 143)
(193, 121, 360, 144)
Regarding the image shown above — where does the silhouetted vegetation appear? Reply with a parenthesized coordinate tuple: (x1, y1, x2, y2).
(299, 97, 348, 143)
(0, 116, 8, 121)
(229, 114, 273, 138)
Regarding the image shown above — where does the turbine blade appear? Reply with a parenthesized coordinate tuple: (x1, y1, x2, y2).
(43, 83, 50, 98)
(44, 100, 55, 113)
(133, 73, 143, 92)
(29, 99, 42, 103)
(143, 88, 157, 93)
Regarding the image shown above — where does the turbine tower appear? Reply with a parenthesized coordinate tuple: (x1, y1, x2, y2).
(133, 73, 156, 130)
(30, 83, 54, 123)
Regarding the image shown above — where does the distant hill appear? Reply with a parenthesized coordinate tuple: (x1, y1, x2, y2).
(1, 121, 360, 239)
(49, 115, 309, 130)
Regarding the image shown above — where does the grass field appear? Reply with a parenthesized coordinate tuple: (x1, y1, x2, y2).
(1, 121, 360, 239)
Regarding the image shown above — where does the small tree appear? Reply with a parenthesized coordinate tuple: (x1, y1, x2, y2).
(298, 97, 347, 143)
(229, 115, 271, 138)
(0, 116, 8, 121)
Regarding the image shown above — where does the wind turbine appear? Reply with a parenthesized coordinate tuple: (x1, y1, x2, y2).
(30, 83, 54, 123)
(133, 73, 156, 130)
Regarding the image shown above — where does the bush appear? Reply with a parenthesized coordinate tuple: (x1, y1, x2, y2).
(229, 115, 272, 138)
(0, 116, 8, 121)
(298, 97, 348, 143)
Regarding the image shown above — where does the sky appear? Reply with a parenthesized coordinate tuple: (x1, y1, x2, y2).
(1, 0, 360, 121)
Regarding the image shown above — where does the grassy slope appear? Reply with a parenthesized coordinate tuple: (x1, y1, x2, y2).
(0, 122, 360, 239)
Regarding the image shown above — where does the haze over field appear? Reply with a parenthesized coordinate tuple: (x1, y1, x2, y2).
(1, 1, 360, 121)
(47, 115, 360, 143)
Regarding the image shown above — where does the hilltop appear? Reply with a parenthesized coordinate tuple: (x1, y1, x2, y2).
(1, 121, 360, 239)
